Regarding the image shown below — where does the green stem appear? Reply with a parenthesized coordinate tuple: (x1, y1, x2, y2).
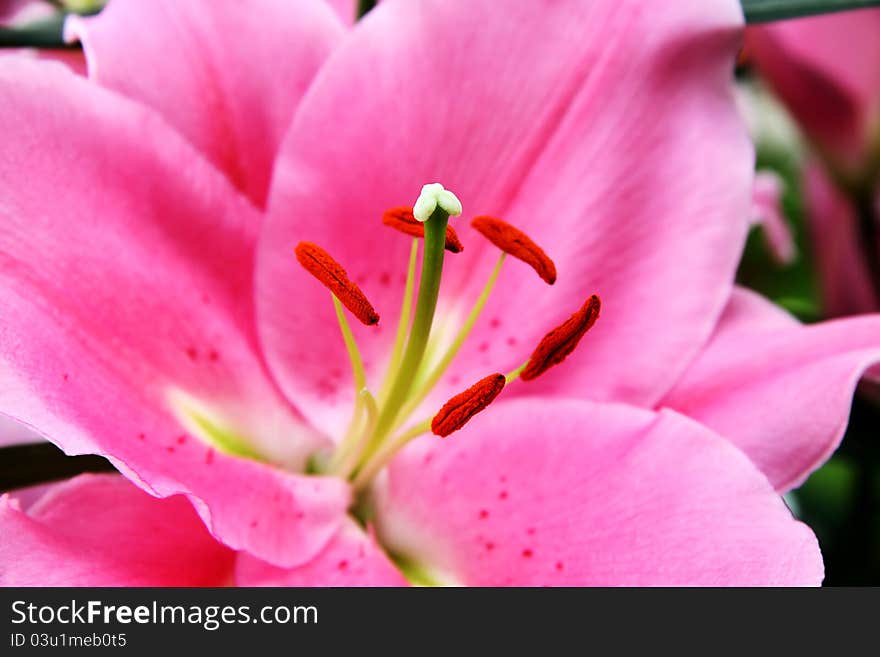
(368, 209, 449, 450)
(742, 0, 880, 23)
(391, 253, 505, 433)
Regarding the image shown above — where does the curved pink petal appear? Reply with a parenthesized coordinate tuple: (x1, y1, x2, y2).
(0, 474, 234, 586)
(66, 0, 345, 206)
(236, 519, 407, 586)
(0, 59, 349, 567)
(372, 398, 821, 586)
(662, 287, 880, 492)
(803, 161, 877, 316)
(745, 10, 880, 173)
(258, 0, 752, 437)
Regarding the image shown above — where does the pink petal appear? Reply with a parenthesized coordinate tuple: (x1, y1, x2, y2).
(66, 0, 345, 207)
(258, 0, 752, 437)
(0, 475, 234, 586)
(324, 0, 356, 24)
(803, 161, 877, 316)
(751, 170, 797, 265)
(662, 287, 880, 492)
(745, 10, 880, 173)
(236, 519, 407, 586)
(372, 398, 821, 586)
(0, 59, 349, 567)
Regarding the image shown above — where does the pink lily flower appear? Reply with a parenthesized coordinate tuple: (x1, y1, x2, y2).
(6, 0, 876, 586)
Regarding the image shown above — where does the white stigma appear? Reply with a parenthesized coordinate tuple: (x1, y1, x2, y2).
(412, 183, 462, 222)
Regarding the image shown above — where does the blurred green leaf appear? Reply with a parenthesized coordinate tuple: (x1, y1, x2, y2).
(0, 13, 71, 49)
(743, 0, 880, 23)
(0, 2, 103, 49)
(796, 458, 858, 522)
(794, 395, 880, 585)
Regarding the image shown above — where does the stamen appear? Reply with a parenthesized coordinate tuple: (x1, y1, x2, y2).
(330, 388, 379, 478)
(295, 242, 380, 325)
(351, 416, 432, 490)
(322, 296, 374, 475)
(471, 216, 557, 285)
(332, 294, 368, 392)
(431, 373, 506, 438)
(383, 207, 464, 253)
(520, 295, 601, 381)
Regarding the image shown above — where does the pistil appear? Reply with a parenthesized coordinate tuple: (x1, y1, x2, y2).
(367, 208, 447, 446)
(383, 207, 464, 253)
(367, 185, 462, 450)
(390, 252, 506, 433)
(377, 238, 420, 405)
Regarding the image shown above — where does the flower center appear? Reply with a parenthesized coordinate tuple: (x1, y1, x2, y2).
(297, 183, 601, 492)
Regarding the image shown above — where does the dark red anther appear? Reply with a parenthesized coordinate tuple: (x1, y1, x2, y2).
(295, 242, 380, 325)
(431, 373, 506, 438)
(471, 215, 556, 284)
(382, 206, 464, 253)
(521, 295, 601, 381)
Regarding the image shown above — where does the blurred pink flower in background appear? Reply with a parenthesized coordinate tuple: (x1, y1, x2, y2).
(802, 162, 879, 315)
(746, 10, 880, 316)
(3, 0, 880, 586)
(0, 0, 53, 27)
(0, 1, 86, 76)
(746, 9, 880, 178)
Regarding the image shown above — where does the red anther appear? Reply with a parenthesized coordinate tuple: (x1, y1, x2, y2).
(431, 373, 506, 438)
(382, 206, 464, 253)
(521, 295, 601, 381)
(294, 242, 380, 325)
(471, 216, 556, 284)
